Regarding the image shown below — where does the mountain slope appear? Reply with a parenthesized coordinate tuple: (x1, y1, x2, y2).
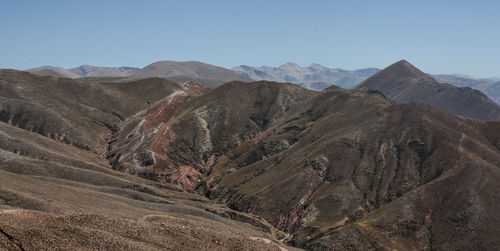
(0, 118, 291, 250)
(355, 60, 500, 120)
(3, 66, 500, 250)
(107, 79, 500, 250)
(202, 86, 500, 249)
(108, 81, 316, 190)
(0, 70, 185, 152)
(0, 71, 297, 250)
(132, 61, 252, 87)
(232, 62, 380, 89)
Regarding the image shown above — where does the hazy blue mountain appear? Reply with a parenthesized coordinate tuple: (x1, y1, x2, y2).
(232, 62, 380, 89)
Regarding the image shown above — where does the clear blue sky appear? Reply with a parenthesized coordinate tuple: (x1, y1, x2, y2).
(1, 0, 499, 78)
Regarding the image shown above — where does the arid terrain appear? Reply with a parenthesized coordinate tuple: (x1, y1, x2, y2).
(1, 60, 500, 250)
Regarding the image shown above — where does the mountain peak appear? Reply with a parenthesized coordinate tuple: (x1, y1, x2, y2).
(279, 62, 302, 71)
(309, 63, 326, 69)
(377, 59, 432, 81)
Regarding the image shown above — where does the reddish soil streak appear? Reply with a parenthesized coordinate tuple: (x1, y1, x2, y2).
(140, 94, 185, 133)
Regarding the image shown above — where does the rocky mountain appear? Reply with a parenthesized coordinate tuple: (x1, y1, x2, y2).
(2, 63, 500, 250)
(355, 60, 500, 120)
(232, 62, 380, 89)
(131, 61, 253, 87)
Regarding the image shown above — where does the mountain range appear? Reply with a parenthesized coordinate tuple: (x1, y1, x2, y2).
(232, 62, 380, 89)
(231, 62, 500, 105)
(1, 59, 500, 250)
(24, 61, 500, 105)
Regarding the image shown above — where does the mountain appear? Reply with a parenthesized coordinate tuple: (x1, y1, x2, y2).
(107, 81, 316, 190)
(27, 65, 79, 78)
(355, 60, 500, 120)
(131, 61, 253, 87)
(232, 62, 380, 89)
(0, 70, 224, 154)
(232, 63, 500, 106)
(105, 79, 500, 250)
(433, 74, 500, 105)
(27, 65, 140, 78)
(0, 70, 295, 250)
(69, 65, 139, 77)
(3, 64, 500, 250)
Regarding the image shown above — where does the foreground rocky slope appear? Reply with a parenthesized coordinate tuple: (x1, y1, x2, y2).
(0, 120, 293, 250)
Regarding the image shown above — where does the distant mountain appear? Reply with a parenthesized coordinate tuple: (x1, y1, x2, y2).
(131, 61, 252, 86)
(27, 65, 80, 78)
(355, 60, 500, 120)
(27, 65, 140, 78)
(432, 74, 500, 105)
(69, 65, 139, 77)
(232, 62, 380, 89)
(26, 68, 71, 78)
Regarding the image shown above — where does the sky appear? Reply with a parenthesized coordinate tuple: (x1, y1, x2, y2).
(1, 0, 499, 78)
